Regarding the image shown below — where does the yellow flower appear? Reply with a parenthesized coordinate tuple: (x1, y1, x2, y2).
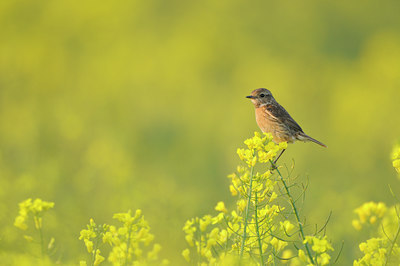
(354, 202, 387, 228)
(102, 231, 113, 244)
(185, 234, 194, 247)
(14, 198, 54, 231)
(391, 145, 400, 173)
(94, 250, 104, 266)
(118, 227, 128, 235)
(212, 213, 224, 224)
(14, 215, 27, 230)
(355, 238, 390, 265)
(48, 237, 55, 250)
(182, 249, 190, 262)
(262, 170, 272, 180)
(312, 237, 332, 253)
(84, 239, 94, 253)
(279, 141, 288, 149)
(352, 219, 362, 231)
(244, 133, 264, 150)
(270, 237, 288, 251)
(391, 145, 400, 160)
(23, 235, 33, 242)
(134, 209, 142, 219)
(218, 230, 228, 243)
(79, 229, 96, 240)
(229, 185, 238, 196)
(183, 219, 196, 234)
(259, 150, 277, 163)
(298, 249, 308, 262)
(269, 192, 278, 203)
(237, 148, 245, 161)
(31, 198, 55, 214)
(237, 199, 247, 212)
(215, 201, 228, 213)
(147, 244, 161, 260)
(34, 216, 42, 229)
(250, 156, 257, 167)
(199, 215, 212, 232)
(304, 236, 333, 254)
(280, 221, 295, 234)
(317, 253, 331, 265)
(280, 249, 293, 260)
(393, 159, 400, 173)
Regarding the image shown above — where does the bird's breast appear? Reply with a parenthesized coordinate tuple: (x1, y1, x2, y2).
(255, 108, 274, 132)
(255, 107, 292, 143)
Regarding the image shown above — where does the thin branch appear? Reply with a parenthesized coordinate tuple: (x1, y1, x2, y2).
(333, 241, 344, 265)
(270, 159, 315, 264)
(316, 211, 332, 235)
(385, 221, 400, 265)
(240, 151, 256, 258)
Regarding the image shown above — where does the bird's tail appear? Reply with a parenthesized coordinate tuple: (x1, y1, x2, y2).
(297, 133, 327, 148)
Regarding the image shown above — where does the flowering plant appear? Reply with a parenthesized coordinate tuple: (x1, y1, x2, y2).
(182, 132, 335, 265)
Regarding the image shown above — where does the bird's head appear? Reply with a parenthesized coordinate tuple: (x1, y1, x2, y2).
(246, 88, 274, 107)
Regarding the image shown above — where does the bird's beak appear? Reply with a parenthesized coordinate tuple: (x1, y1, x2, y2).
(246, 95, 254, 99)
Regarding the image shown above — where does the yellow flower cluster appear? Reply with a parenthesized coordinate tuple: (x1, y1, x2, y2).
(79, 210, 169, 266)
(237, 132, 287, 167)
(392, 145, 400, 174)
(354, 237, 400, 265)
(14, 198, 54, 230)
(79, 218, 107, 266)
(300, 236, 334, 265)
(353, 146, 400, 265)
(182, 132, 331, 265)
(182, 206, 229, 264)
(14, 198, 56, 259)
(379, 205, 400, 240)
(352, 202, 387, 230)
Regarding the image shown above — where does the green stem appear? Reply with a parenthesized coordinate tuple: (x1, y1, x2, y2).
(240, 153, 255, 258)
(36, 215, 45, 258)
(385, 222, 400, 266)
(39, 226, 44, 258)
(91, 241, 97, 266)
(196, 219, 202, 265)
(125, 224, 133, 266)
(254, 192, 265, 265)
(271, 160, 315, 265)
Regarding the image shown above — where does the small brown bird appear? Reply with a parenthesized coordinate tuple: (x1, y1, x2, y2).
(246, 88, 326, 160)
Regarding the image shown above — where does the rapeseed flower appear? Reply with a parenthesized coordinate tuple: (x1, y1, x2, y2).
(79, 210, 165, 266)
(182, 249, 190, 262)
(215, 201, 228, 213)
(182, 133, 331, 265)
(353, 202, 387, 230)
(392, 145, 400, 174)
(14, 198, 54, 231)
(353, 238, 395, 265)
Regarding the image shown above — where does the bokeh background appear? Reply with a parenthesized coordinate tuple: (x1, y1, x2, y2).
(1, 0, 400, 264)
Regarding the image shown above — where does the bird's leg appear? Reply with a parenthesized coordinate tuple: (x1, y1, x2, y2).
(273, 149, 286, 166)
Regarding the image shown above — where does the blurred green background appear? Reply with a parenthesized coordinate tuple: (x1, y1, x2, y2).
(1, 0, 400, 264)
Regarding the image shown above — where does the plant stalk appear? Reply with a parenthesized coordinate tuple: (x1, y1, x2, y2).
(36, 215, 45, 258)
(254, 192, 265, 265)
(271, 160, 315, 264)
(385, 222, 400, 265)
(240, 152, 256, 258)
(125, 224, 133, 266)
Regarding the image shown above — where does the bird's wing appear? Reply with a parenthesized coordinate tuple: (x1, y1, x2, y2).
(265, 103, 304, 133)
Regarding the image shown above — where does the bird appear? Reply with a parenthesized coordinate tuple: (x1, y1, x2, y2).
(246, 88, 326, 163)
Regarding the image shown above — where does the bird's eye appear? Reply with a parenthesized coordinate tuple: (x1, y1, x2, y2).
(259, 94, 265, 98)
